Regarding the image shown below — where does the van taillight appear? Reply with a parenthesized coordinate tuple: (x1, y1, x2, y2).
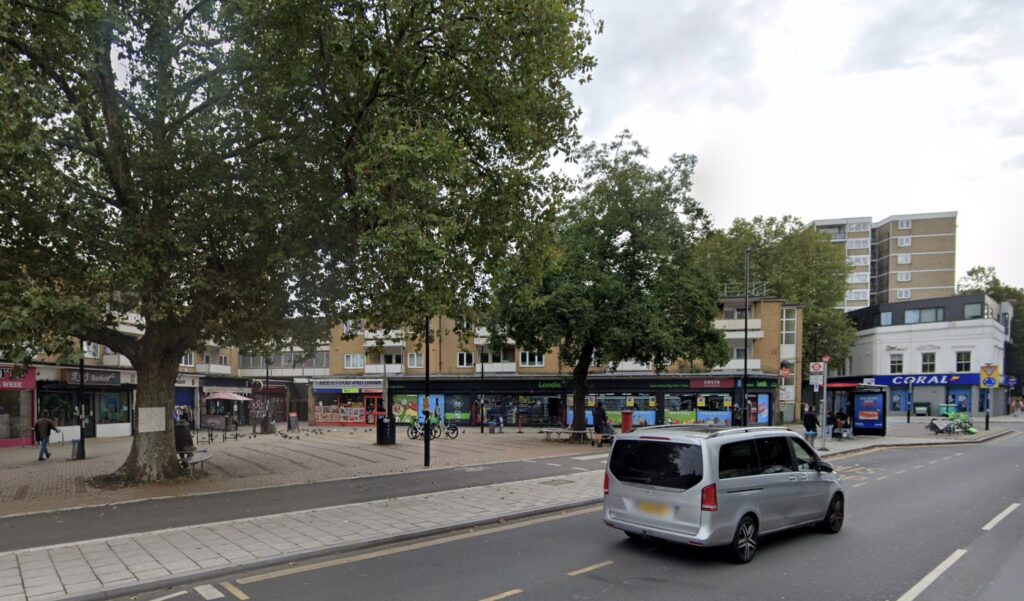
(603, 471, 609, 495)
(701, 484, 718, 512)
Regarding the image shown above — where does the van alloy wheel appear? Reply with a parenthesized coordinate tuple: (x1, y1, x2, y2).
(818, 495, 844, 534)
(729, 516, 758, 563)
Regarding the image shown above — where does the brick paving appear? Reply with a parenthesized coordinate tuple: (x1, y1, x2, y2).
(0, 426, 600, 516)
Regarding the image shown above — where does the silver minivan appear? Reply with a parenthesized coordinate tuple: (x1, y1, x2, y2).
(603, 426, 844, 563)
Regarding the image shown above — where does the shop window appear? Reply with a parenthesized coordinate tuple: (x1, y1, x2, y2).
(890, 354, 904, 374)
(344, 353, 365, 369)
(0, 389, 33, 441)
(519, 351, 545, 367)
(457, 352, 474, 367)
(905, 310, 920, 324)
(97, 392, 130, 424)
(408, 352, 423, 368)
(955, 351, 971, 372)
(920, 352, 936, 373)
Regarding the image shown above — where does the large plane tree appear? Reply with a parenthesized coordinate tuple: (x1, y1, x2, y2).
(491, 133, 729, 433)
(0, 1, 597, 481)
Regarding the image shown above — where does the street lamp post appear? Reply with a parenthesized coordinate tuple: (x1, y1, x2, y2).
(742, 247, 750, 427)
(478, 342, 485, 434)
(424, 316, 431, 467)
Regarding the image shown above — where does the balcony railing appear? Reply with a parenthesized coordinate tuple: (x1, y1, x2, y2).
(195, 363, 232, 375)
(714, 319, 762, 331)
(101, 354, 132, 368)
(714, 359, 762, 371)
(476, 362, 516, 374)
(364, 364, 404, 375)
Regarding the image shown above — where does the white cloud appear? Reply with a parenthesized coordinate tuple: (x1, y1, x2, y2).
(573, 0, 1024, 286)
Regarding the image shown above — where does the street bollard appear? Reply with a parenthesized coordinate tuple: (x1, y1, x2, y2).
(423, 410, 431, 467)
(985, 409, 990, 431)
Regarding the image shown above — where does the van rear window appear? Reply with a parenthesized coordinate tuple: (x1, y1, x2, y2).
(609, 440, 703, 490)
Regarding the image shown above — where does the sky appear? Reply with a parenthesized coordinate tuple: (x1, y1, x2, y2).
(570, 0, 1024, 287)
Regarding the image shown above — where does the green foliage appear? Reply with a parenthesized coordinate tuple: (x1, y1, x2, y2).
(699, 216, 856, 365)
(491, 133, 729, 428)
(0, 1, 597, 479)
(958, 266, 1024, 392)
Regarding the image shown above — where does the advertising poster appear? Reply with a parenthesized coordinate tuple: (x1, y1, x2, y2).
(392, 395, 420, 424)
(756, 393, 770, 424)
(696, 410, 732, 426)
(665, 410, 697, 425)
(853, 393, 884, 430)
(444, 397, 469, 422)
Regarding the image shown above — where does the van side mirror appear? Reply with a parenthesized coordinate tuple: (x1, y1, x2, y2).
(818, 461, 834, 473)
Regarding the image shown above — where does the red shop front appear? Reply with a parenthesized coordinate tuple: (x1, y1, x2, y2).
(0, 366, 36, 448)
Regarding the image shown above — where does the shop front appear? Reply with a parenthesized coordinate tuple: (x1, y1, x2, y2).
(175, 374, 199, 429)
(311, 378, 384, 426)
(201, 377, 253, 427)
(387, 377, 566, 428)
(51, 368, 136, 438)
(861, 374, 989, 416)
(0, 366, 36, 448)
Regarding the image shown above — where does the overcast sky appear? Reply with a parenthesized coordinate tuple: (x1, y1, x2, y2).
(571, 0, 1024, 287)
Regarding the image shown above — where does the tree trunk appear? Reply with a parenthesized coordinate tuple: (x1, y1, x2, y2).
(114, 356, 182, 482)
(571, 344, 594, 435)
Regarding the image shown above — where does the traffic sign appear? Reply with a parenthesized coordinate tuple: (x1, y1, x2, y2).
(980, 364, 1001, 389)
(780, 367, 791, 377)
(809, 362, 824, 375)
(823, 355, 831, 363)
(809, 374, 824, 385)
(983, 377, 998, 388)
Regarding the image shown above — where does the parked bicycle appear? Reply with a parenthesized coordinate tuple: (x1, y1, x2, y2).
(407, 420, 441, 440)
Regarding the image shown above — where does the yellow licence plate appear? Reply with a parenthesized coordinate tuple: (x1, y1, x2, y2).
(636, 501, 671, 517)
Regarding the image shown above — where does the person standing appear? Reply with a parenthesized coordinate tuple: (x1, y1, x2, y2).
(593, 401, 609, 447)
(33, 410, 60, 461)
(802, 405, 819, 443)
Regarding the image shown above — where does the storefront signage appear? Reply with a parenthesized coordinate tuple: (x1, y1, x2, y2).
(175, 375, 198, 387)
(313, 378, 384, 392)
(868, 374, 979, 387)
(67, 369, 121, 386)
(537, 381, 562, 389)
(0, 366, 35, 389)
(692, 378, 734, 389)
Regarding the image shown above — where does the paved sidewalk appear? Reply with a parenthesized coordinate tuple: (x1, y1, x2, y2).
(0, 470, 603, 601)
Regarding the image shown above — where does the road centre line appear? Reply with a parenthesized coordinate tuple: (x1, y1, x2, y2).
(568, 560, 614, 576)
(237, 506, 601, 584)
(479, 589, 523, 601)
(982, 503, 1021, 531)
(896, 549, 967, 601)
(572, 454, 608, 461)
(220, 581, 250, 600)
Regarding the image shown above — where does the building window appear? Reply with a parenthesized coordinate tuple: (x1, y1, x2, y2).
(964, 303, 983, 319)
(897, 254, 912, 264)
(733, 348, 747, 360)
(519, 351, 545, 367)
(905, 310, 920, 324)
(407, 352, 423, 368)
(879, 311, 893, 326)
(890, 354, 904, 374)
(781, 308, 797, 345)
(955, 351, 971, 372)
(897, 272, 912, 282)
(342, 320, 363, 335)
(847, 273, 869, 284)
(846, 239, 869, 249)
(898, 219, 912, 229)
(848, 256, 870, 266)
(848, 222, 870, 232)
(457, 352, 474, 368)
(897, 289, 911, 299)
(383, 353, 402, 365)
(344, 353, 365, 369)
(920, 308, 944, 323)
(218, 354, 229, 366)
(180, 352, 195, 367)
(897, 236, 912, 247)
(82, 341, 100, 358)
(846, 289, 869, 301)
(921, 352, 936, 373)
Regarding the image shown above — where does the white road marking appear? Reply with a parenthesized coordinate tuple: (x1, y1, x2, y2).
(877, 475, 888, 481)
(568, 560, 615, 576)
(195, 584, 225, 599)
(572, 453, 608, 461)
(572, 467, 588, 471)
(521, 459, 535, 463)
(896, 549, 967, 601)
(913, 465, 924, 469)
(853, 482, 867, 488)
(982, 503, 1021, 531)
(929, 460, 938, 464)
(150, 592, 189, 601)
(479, 589, 523, 601)
(895, 470, 907, 474)
(546, 463, 562, 467)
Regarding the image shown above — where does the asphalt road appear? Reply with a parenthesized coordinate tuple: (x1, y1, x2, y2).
(126, 425, 1024, 601)
(0, 453, 607, 552)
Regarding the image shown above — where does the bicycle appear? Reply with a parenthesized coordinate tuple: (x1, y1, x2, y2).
(441, 419, 459, 439)
(407, 420, 441, 440)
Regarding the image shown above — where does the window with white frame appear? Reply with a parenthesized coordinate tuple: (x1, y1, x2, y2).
(180, 352, 195, 366)
(846, 239, 869, 249)
(218, 354, 229, 366)
(383, 352, 402, 365)
(203, 354, 211, 364)
(781, 308, 797, 345)
(342, 320, 363, 335)
(921, 352, 936, 373)
(897, 236, 912, 247)
(897, 272, 912, 282)
(848, 222, 870, 232)
(344, 353, 365, 369)
(519, 351, 545, 367)
(898, 219, 912, 229)
(897, 254, 912, 264)
(890, 354, 904, 374)
(846, 289, 869, 301)
(848, 255, 870, 266)
(408, 352, 424, 368)
(82, 341, 100, 358)
(733, 347, 747, 360)
(897, 289, 911, 299)
(878, 312, 893, 326)
(955, 351, 971, 372)
(457, 352, 474, 367)
(847, 272, 869, 284)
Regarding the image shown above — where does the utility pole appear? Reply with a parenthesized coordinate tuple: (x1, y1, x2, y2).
(742, 247, 750, 426)
(424, 316, 431, 467)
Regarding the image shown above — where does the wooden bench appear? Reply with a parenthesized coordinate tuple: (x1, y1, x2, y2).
(539, 428, 594, 441)
(178, 449, 213, 473)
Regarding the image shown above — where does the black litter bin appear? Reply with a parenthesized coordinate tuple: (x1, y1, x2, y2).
(376, 415, 396, 445)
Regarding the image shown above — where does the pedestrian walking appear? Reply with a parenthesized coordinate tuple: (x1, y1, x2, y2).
(33, 410, 60, 461)
(1014, 397, 1021, 419)
(802, 405, 819, 443)
(593, 401, 609, 448)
